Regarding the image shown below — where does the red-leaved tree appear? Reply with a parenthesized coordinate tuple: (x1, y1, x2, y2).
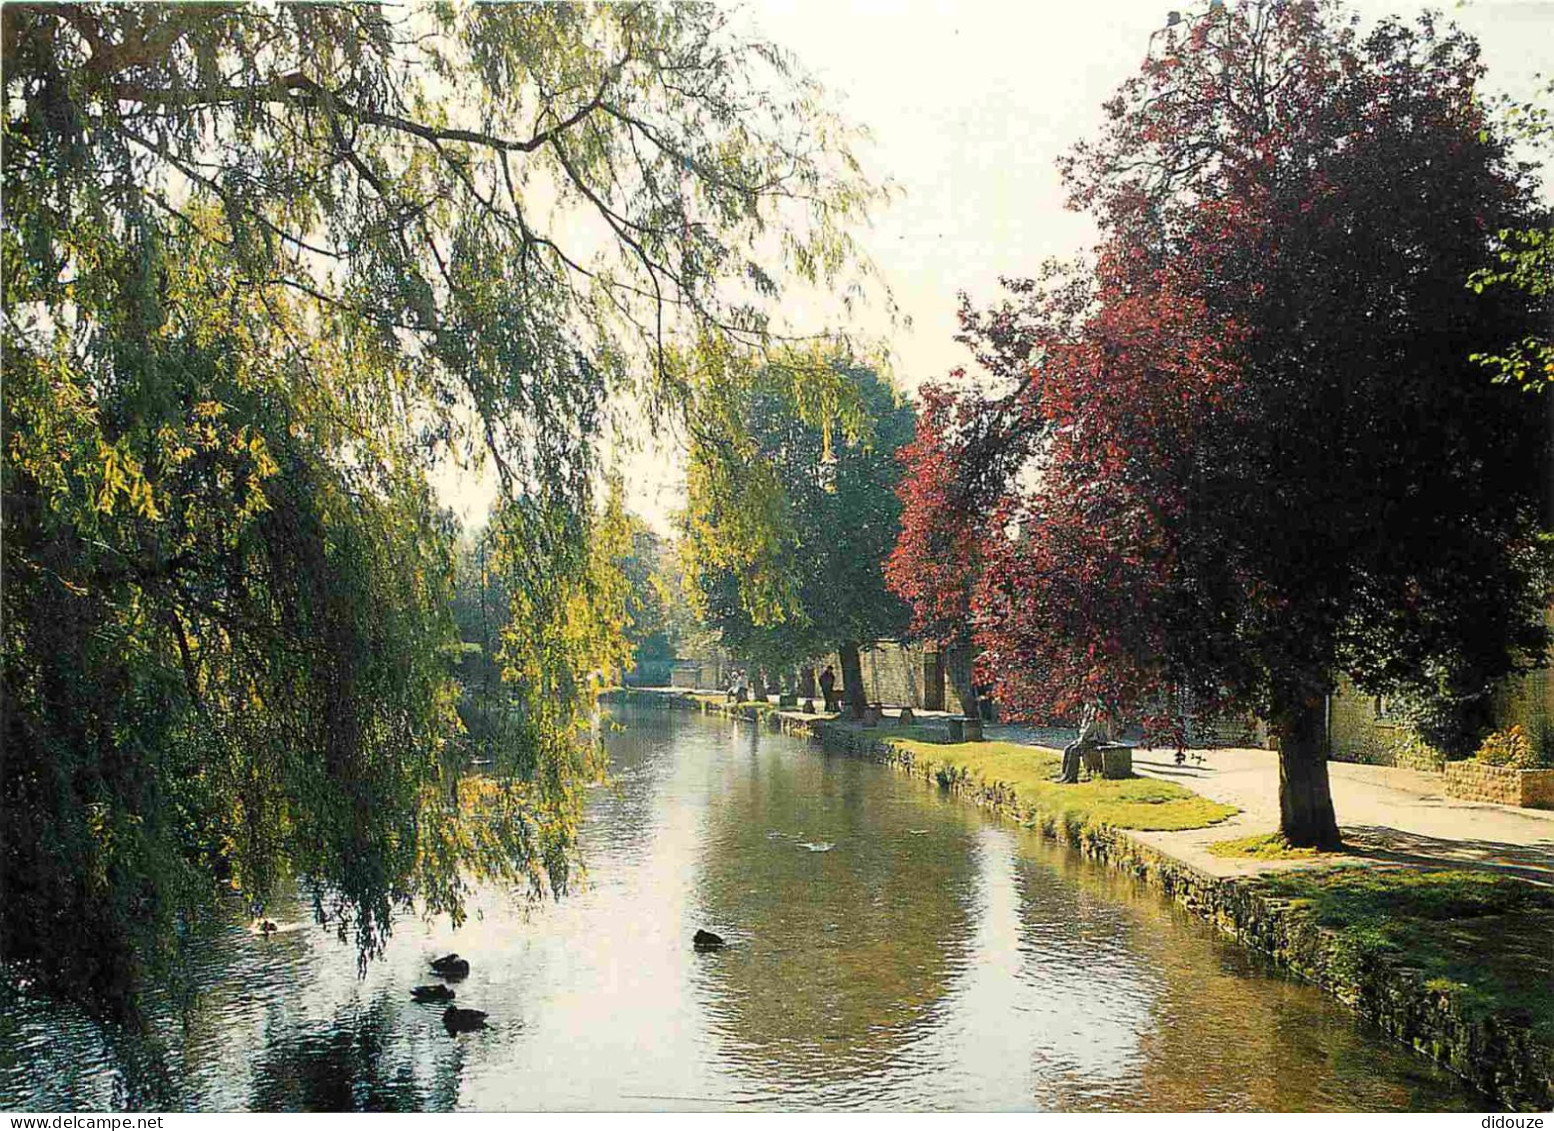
(974, 255, 1249, 739)
(887, 274, 1086, 714)
(967, 0, 1552, 846)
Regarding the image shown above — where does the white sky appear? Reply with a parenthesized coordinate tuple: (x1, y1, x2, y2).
(438, 0, 1554, 534)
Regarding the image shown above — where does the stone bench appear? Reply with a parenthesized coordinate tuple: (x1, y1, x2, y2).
(1093, 741, 1134, 781)
(946, 714, 984, 743)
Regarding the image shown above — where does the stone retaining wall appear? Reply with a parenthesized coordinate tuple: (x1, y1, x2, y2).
(1443, 760, 1554, 809)
(606, 688, 1552, 1109)
(811, 642, 939, 709)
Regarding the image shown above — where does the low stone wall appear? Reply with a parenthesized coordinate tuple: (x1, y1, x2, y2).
(1443, 760, 1554, 809)
(1394, 741, 1449, 774)
(668, 665, 703, 689)
(603, 687, 820, 737)
(611, 688, 1551, 1109)
(1325, 676, 1448, 772)
(626, 659, 676, 687)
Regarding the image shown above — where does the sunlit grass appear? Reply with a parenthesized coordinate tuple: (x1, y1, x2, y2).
(1256, 868, 1554, 1040)
(889, 723, 955, 743)
(674, 701, 1235, 830)
(884, 736, 1239, 832)
(1207, 832, 1324, 861)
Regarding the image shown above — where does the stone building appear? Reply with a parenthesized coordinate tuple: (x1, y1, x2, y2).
(1326, 663, 1554, 770)
(817, 641, 946, 711)
(659, 640, 949, 709)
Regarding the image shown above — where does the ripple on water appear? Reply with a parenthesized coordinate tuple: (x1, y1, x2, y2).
(0, 705, 1491, 1112)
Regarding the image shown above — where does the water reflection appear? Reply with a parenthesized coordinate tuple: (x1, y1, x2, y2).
(694, 736, 979, 1099)
(0, 705, 1488, 1112)
(248, 996, 459, 1112)
(1009, 847, 1474, 1111)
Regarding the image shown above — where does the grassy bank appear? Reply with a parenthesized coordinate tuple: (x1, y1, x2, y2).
(883, 735, 1239, 832)
(1255, 867, 1554, 1043)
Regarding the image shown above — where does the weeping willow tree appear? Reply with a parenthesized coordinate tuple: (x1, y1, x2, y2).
(1, 2, 883, 1013)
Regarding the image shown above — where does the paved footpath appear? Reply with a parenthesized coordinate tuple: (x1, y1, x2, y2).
(992, 722, 1554, 884)
(666, 694, 1554, 884)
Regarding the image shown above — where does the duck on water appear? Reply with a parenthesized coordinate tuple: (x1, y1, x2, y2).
(443, 1007, 488, 1033)
(430, 953, 470, 979)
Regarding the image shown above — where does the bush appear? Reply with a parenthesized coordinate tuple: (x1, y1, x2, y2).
(1395, 684, 1496, 760)
(1474, 725, 1548, 769)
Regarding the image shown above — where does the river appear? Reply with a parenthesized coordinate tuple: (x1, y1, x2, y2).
(0, 704, 1486, 1111)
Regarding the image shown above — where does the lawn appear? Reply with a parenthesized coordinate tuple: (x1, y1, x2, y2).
(1255, 867, 1554, 1041)
(884, 736, 1239, 832)
(1207, 832, 1325, 861)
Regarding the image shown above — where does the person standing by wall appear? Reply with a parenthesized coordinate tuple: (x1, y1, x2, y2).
(819, 665, 838, 713)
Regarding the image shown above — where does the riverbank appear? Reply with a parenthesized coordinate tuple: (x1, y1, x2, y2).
(606, 687, 1554, 1110)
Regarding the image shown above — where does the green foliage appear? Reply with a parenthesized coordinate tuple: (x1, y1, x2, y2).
(450, 530, 511, 748)
(1384, 730, 1449, 773)
(3, 219, 474, 1004)
(619, 520, 677, 663)
(416, 482, 637, 922)
(1386, 681, 1495, 763)
(1469, 78, 1554, 392)
(1, 2, 881, 1013)
(679, 349, 915, 669)
(449, 479, 635, 764)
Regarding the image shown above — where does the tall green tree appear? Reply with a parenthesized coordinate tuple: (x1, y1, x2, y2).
(680, 354, 915, 713)
(1, 3, 881, 1011)
(620, 518, 677, 667)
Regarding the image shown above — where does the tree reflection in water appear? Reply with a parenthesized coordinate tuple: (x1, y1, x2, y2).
(1042, 857, 1484, 1113)
(249, 995, 462, 1112)
(693, 731, 981, 1094)
(0, 706, 1493, 1112)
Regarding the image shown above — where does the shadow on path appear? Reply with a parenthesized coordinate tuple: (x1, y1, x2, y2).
(1340, 825, 1554, 885)
(1132, 757, 1213, 780)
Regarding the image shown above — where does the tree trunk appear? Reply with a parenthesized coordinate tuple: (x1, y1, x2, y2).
(799, 666, 817, 699)
(922, 647, 946, 711)
(839, 642, 866, 720)
(1274, 691, 1342, 849)
(750, 668, 767, 704)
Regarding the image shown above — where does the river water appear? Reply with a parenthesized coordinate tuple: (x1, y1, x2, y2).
(0, 705, 1486, 1111)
